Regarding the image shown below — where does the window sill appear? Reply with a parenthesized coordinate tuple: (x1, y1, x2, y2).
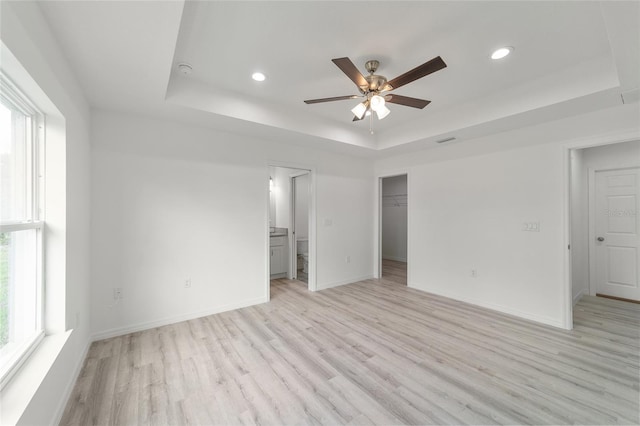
(0, 330, 72, 426)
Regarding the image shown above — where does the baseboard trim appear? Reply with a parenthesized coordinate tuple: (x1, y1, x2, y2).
(408, 284, 566, 329)
(596, 293, 640, 304)
(91, 296, 268, 342)
(317, 275, 374, 291)
(573, 289, 585, 306)
(52, 338, 90, 425)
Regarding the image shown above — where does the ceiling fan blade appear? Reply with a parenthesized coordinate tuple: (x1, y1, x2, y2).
(332, 57, 369, 89)
(352, 115, 364, 122)
(386, 56, 447, 91)
(385, 94, 431, 109)
(304, 95, 360, 104)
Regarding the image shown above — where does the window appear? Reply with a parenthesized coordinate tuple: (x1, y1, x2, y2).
(0, 73, 44, 387)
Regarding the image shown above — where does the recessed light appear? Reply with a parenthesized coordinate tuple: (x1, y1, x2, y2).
(252, 72, 266, 81)
(491, 47, 513, 60)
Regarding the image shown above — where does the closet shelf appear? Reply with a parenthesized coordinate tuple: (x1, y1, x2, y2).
(382, 194, 407, 207)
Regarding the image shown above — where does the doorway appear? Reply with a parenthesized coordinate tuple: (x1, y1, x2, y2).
(569, 140, 640, 306)
(291, 172, 310, 284)
(380, 174, 408, 285)
(268, 165, 314, 296)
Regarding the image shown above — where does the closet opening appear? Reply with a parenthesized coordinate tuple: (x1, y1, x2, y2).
(379, 174, 408, 285)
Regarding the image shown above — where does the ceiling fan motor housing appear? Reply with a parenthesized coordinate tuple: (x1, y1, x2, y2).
(360, 60, 388, 93)
(365, 74, 388, 92)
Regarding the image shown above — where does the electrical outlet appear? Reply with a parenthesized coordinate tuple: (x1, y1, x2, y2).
(471, 269, 477, 278)
(184, 278, 192, 288)
(113, 288, 123, 300)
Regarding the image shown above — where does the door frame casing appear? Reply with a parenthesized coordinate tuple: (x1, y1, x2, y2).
(588, 165, 640, 297)
(289, 170, 310, 282)
(376, 172, 410, 284)
(563, 130, 640, 330)
(266, 161, 317, 301)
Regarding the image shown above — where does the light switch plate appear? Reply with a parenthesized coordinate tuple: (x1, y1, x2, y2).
(522, 222, 541, 232)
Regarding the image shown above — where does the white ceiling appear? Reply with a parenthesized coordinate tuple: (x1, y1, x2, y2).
(38, 1, 639, 156)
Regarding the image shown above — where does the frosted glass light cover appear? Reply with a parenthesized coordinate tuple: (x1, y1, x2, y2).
(376, 104, 391, 120)
(351, 102, 367, 119)
(370, 95, 385, 111)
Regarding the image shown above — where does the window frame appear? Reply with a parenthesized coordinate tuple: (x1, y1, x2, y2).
(0, 72, 46, 389)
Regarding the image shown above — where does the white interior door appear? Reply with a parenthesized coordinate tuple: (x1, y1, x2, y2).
(594, 167, 640, 300)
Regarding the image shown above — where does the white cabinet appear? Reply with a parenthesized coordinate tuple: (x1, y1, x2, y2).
(270, 236, 288, 277)
(270, 246, 287, 275)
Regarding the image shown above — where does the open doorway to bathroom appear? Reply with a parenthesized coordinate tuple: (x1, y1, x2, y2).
(268, 165, 313, 293)
(380, 174, 408, 285)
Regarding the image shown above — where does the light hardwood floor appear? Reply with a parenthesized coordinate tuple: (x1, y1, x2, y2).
(382, 259, 407, 285)
(61, 277, 639, 425)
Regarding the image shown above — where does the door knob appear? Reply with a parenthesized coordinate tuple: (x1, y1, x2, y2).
(597, 237, 605, 242)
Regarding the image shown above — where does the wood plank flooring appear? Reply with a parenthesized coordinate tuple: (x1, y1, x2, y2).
(382, 259, 407, 285)
(61, 277, 639, 425)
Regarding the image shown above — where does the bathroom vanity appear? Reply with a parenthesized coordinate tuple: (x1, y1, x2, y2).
(270, 228, 288, 278)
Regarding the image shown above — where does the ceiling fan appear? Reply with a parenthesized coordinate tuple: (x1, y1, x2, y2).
(304, 56, 447, 122)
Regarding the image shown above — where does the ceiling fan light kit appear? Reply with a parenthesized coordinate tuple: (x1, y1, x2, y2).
(304, 55, 447, 128)
(370, 94, 385, 111)
(352, 93, 389, 121)
(376, 104, 391, 120)
(351, 100, 368, 119)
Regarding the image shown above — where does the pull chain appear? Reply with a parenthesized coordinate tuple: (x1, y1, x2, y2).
(369, 110, 374, 135)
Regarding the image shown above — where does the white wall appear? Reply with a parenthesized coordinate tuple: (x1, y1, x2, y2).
(375, 103, 640, 329)
(0, 2, 91, 425)
(272, 166, 295, 230)
(582, 139, 640, 168)
(572, 140, 640, 300)
(382, 175, 407, 262)
(409, 144, 566, 326)
(268, 166, 276, 227)
(91, 110, 374, 338)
